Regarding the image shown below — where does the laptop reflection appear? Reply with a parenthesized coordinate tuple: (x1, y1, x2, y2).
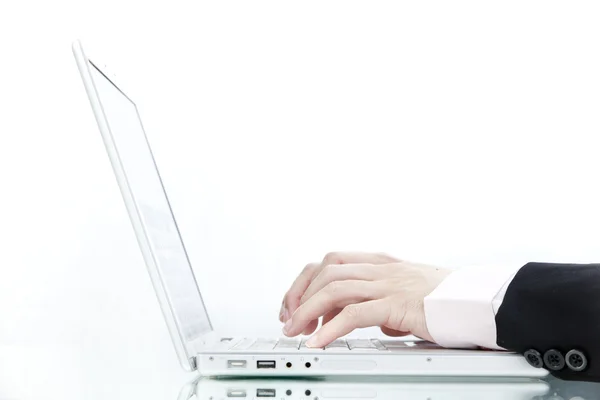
(178, 376, 553, 400)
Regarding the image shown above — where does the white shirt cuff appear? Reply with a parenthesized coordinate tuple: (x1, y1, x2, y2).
(423, 264, 524, 350)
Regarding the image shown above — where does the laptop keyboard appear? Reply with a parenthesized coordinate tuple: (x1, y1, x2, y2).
(230, 338, 395, 351)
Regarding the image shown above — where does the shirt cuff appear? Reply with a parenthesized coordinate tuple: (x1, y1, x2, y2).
(423, 264, 524, 350)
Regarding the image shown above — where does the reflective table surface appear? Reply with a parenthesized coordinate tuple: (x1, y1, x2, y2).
(2, 344, 599, 400)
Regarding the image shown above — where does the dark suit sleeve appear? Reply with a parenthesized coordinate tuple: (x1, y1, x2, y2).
(495, 262, 600, 381)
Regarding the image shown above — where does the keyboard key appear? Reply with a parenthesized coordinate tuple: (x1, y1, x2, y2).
(325, 339, 349, 349)
(277, 338, 301, 345)
(299, 338, 322, 351)
(347, 339, 377, 350)
(371, 339, 388, 351)
(379, 340, 440, 349)
(379, 340, 413, 348)
(275, 338, 301, 349)
(229, 338, 255, 350)
(323, 339, 349, 351)
(248, 339, 278, 350)
(411, 341, 442, 349)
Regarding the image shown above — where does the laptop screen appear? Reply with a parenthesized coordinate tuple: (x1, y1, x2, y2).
(88, 61, 212, 343)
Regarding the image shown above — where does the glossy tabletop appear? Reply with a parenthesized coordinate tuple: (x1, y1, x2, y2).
(2, 343, 599, 400)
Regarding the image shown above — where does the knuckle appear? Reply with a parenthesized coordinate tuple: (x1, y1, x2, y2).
(386, 298, 407, 327)
(319, 264, 340, 284)
(323, 252, 342, 265)
(324, 281, 340, 296)
(321, 263, 332, 274)
(322, 263, 339, 277)
(383, 263, 402, 275)
(343, 304, 362, 319)
(303, 263, 317, 273)
(406, 298, 424, 312)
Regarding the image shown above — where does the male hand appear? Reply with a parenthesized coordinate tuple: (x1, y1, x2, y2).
(279, 252, 451, 348)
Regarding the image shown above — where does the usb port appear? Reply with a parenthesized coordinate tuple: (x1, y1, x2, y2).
(257, 360, 276, 369)
(256, 389, 276, 397)
(227, 360, 247, 369)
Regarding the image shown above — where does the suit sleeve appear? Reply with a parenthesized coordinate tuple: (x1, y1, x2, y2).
(424, 262, 600, 381)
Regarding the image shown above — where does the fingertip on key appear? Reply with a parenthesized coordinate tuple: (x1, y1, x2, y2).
(305, 336, 319, 348)
(282, 319, 293, 336)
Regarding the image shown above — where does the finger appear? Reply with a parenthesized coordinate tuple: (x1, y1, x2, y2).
(310, 308, 344, 335)
(279, 301, 286, 322)
(302, 263, 390, 303)
(302, 319, 319, 336)
(381, 326, 410, 337)
(282, 252, 398, 322)
(297, 252, 396, 309)
(305, 298, 391, 348)
(323, 308, 342, 326)
(282, 262, 320, 321)
(321, 252, 400, 267)
(286, 280, 392, 337)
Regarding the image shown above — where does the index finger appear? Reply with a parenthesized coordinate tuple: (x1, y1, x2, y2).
(281, 262, 320, 321)
(305, 298, 392, 348)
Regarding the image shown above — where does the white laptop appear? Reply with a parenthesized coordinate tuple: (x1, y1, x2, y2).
(179, 377, 550, 400)
(72, 40, 548, 378)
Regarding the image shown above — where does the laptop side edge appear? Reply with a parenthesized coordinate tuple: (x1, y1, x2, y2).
(72, 40, 207, 371)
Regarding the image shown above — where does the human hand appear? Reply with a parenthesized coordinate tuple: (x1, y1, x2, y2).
(279, 252, 452, 348)
(279, 252, 400, 334)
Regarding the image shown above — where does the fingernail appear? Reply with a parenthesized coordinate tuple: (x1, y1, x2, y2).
(305, 336, 319, 348)
(283, 308, 290, 321)
(282, 318, 293, 335)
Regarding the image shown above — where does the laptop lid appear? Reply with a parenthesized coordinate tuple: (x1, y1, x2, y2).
(72, 40, 212, 371)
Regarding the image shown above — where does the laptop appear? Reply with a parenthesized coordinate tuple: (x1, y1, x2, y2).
(179, 377, 550, 400)
(72, 40, 548, 378)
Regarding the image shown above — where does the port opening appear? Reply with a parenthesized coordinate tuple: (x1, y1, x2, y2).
(227, 389, 247, 398)
(286, 362, 292, 368)
(305, 390, 312, 396)
(227, 360, 247, 369)
(257, 360, 276, 369)
(305, 362, 312, 368)
(257, 389, 276, 397)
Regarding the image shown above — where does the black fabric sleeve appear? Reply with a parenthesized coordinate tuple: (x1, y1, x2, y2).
(495, 262, 600, 381)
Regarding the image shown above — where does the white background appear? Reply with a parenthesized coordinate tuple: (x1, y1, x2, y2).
(1, 0, 600, 386)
